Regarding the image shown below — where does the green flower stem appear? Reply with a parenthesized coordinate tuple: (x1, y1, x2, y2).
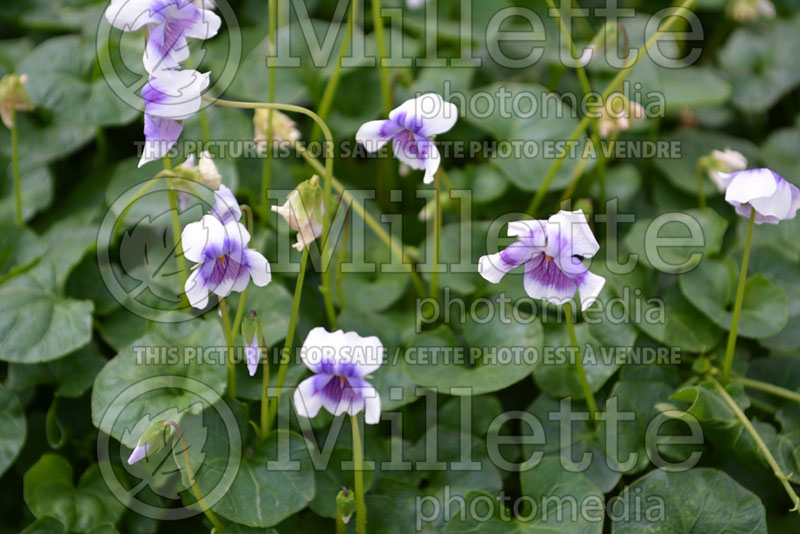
(721, 209, 755, 384)
(11, 106, 22, 225)
(350, 414, 367, 534)
(335, 214, 350, 307)
(293, 140, 427, 297)
(259, 336, 271, 440)
(264, 246, 309, 435)
(219, 297, 236, 398)
(229, 206, 254, 339)
(371, 0, 392, 115)
(313, 0, 358, 141)
(163, 421, 226, 531)
(185, 56, 211, 145)
(261, 0, 278, 217)
(430, 169, 442, 298)
(564, 301, 598, 424)
(527, 0, 697, 216)
(696, 158, 707, 208)
(731, 376, 800, 405)
(203, 95, 337, 327)
(711, 377, 800, 514)
(163, 157, 189, 294)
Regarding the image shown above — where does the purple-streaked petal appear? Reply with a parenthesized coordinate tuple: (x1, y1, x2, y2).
(139, 114, 182, 167)
(142, 69, 209, 120)
(246, 336, 259, 376)
(105, 0, 159, 32)
(576, 270, 606, 312)
(478, 241, 537, 284)
(355, 120, 397, 152)
(127, 442, 150, 464)
(210, 184, 241, 224)
(507, 220, 548, 246)
(143, 20, 190, 74)
(179, 2, 221, 39)
(317, 375, 367, 418)
(546, 210, 599, 258)
(243, 249, 271, 287)
(294, 376, 323, 419)
(523, 254, 579, 307)
(185, 268, 209, 308)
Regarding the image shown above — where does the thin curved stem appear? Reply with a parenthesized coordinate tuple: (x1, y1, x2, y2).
(204, 95, 337, 327)
(527, 0, 697, 216)
(219, 297, 236, 398)
(731, 376, 800, 405)
(722, 209, 755, 384)
(292, 141, 426, 296)
(430, 169, 442, 298)
(261, 0, 277, 215)
(265, 246, 309, 435)
(163, 421, 226, 531)
(163, 157, 189, 295)
(710, 378, 800, 514)
(11, 107, 21, 225)
(350, 415, 367, 534)
(259, 336, 271, 440)
(565, 301, 598, 425)
(313, 0, 358, 141)
(696, 158, 707, 208)
(371, 0, 392, 115)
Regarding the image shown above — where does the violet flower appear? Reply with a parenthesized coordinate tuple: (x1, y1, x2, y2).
(724, 168, 800, 224)
(356, 93, 458, 184)
(478, 210, 605, 311)
(294, 328, 384, 424)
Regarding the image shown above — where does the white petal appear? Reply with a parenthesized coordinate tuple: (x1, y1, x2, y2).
(725, 169, 778, 206)
(356, 120, 393, 152)
(181, 215, 225, 263)
(127, 442, 150, 464)
(709, 171, 733, 193)
(293, 377, 323, 419)
(244, 249, 271, 287)
(546, 210, 599, 258)
(183, 6, 222, 39)
(184, 269, 209, 309)
(577, 270, 606, 312)
(341, 331, 384, 376)
(105, 0, 159, 31)
(363, 385, 382, 424)
(143, 70, 210, 120)
(749, 176, 793, 220)
(422, 143, 441, 185)
(301, 327, 337, 372)
(507, 220, 548, 242)
(390, 93, 457, 137)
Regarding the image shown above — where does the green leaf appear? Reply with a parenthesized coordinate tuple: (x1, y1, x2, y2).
(680, 258, 788, 339)
(0, 160, 53, 223)
(41, 207, 98, 290)
(91, 318, 226, 447)
(0, 384, 26, 477)
(405, 303, 543, 395)
(465, 83, 594, 193)
(309, 446, 374, 519)
(0, 262, 94, 363)
(7, 342, 106, 398)
(0, 222, 44, 281)
(23, 454, 126, 532)
(443, 457, 603, 533)
(19, 516, 67, 534)
(623, 208, 728, 274)
(611, 468, 767, 533)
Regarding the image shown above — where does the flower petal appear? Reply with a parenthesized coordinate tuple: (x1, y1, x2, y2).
(181, 214, 226, 263)
(105, 0, 160, 31)
(184, 268, 209, 309)
(127, 442, 150, 464)
(725, 169, 778, 206)
(211, 184, 241, 224)
(243, 249, 271, 287)
(293, 376, 323, 419)
(523, 255, 578, 307)
(577, 270, 606, 312)
(142, 69, 210, 120)
(546, 210, 599, 258)
(355, 120, 397, 152)
(478, 241, 537, 284)
(423, 143, 441, 185)
(363, 384, 382, 424)
(246, 337, 259, 376)
(139, 115, 182, 167)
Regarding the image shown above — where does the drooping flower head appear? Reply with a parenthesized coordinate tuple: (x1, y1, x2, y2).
(182, 188, 270, 308)
(272, 175, 325, 251)
(479, 210, 605, 311)
(241, 310, 263, 377)
(254, 108, 301, 153)
(294, 328, 384, 424)
(356, 93, 458, 184)
(706, 148, 748, 192)
(0, 74, 33, 129)
(105, 0, 221, 74)
(128, 419, 172, 465)
(724, 168, 800, 224)
(597, 93, 646, 139)
(728, 0, 775, 23)
(139, 69, 209, 166)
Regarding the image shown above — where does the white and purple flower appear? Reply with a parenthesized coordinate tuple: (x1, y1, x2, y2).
(707, 149, 748, 192)
(139, 69, 209, 166)
(293, 328, 384, 424)
(105, 0, 221, 74)
(210, 183, 241, 225)
(724, 168, 800, 224)
(356, 93, 458, 184)
(479, 210, 605, 311)
(181, 213, 271, 309)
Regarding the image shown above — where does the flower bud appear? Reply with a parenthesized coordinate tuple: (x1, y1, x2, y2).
(128, 419, 172, 465)
(336, 487, 356, 524)
(728, 0, 775, 22)
(706, 149, 748, 192)
(579, 21, 619, 66)
(242, 309, 263, 377)
(0, 74, 33, 129)
(271, 175, 325, 251)
(198, 151, 222, 189)
(598, 93, 646, 138)
(254, 108, 301, 154)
